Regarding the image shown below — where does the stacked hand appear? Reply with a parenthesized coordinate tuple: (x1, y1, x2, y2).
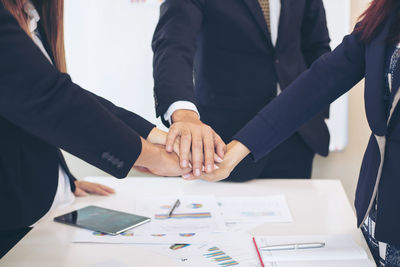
(132, 110, 250, 180)
(182, 140, 250, 182)
(167, 110, 226, 176)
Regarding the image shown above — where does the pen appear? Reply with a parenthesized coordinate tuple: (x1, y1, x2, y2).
(167, 199, 181, 217)
(260, 242, 325, 251)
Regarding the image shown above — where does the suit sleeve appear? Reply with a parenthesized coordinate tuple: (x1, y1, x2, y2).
(233, 31, 366, 161)
(0, 3, 152, 178)
(152, 0, 205, 123)
(89, 92, 155, 139)
(301, 0, 332, 118)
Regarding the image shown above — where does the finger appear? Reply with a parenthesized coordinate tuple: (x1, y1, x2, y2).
(203, 131, 215, 173)
(99, 184, 115, 194)
(182, 172, 197, 180)
(93, 186, 111, 196)
(166, 127, 179, 152)
(179, 130, 192, 168)
(83, 184, 110, 196)
(79, 182, 111, 196)
(173, 136, 181, 156)
(74, 187, 88, 197)
(191, 133, 204, 177)
(214, 153, 223, 163)
(214, 134, 226, 159)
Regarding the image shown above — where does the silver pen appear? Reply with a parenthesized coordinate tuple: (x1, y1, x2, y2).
(167, 199, 181, 217)
(260, 242, 325, 251)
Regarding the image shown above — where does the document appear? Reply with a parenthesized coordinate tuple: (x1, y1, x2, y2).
(73, 229, 226, 245)
(146, 232, 261, 267)
(135, 195, 227, 233)
(217, 195, 292, 232)
(218, 195, 292, 223)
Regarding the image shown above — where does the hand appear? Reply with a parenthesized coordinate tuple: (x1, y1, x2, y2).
(146, 128, 180, 156)
(168, 110, 226, 176)
(182, 140, 250, 182)
(74, 181, 115, 197)
(134, 138, 191, 176)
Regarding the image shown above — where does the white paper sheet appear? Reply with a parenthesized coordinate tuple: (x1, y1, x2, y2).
(73, 229, 227, 245)
(263, 259, 375, 267)
(194, 233, 261, 267)
(146, 232, 261, 267)
(145, 244, 215, 266)
(218, 195, 292, 223)
(135, 195, 226, 233)
(255, 235, 368, 262)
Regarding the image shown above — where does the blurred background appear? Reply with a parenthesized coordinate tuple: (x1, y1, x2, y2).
(62, 0, 371, 207)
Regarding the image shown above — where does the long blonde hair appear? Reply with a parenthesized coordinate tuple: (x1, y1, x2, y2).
(1, 0, 66, 72)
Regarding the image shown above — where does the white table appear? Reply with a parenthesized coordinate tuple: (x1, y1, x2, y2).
(0, 177, 375, 267)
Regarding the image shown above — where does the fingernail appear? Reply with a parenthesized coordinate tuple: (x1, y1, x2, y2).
(216, 156, 223, 163)
(189, 162, 193, 168)
(181, 160, 187, 167)
(195, 169, 201, 176)
(214, 164, 219, 169)
(201, 166, 205, 172)
(182, 173, 191, 179)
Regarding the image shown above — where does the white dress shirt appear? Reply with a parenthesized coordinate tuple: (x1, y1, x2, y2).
(24, 1, 75, 226)
(164, 0, 281, 123)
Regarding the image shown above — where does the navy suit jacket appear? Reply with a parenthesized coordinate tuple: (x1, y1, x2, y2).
(0, 3, 155, 230)
(152, 0, 331, 156)
(234, 15, 400, 244)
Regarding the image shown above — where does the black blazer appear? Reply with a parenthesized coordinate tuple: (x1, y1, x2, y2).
(234, 15, 400, 245)
(152, 0, 331, 156)
(0, 3, 155, 230)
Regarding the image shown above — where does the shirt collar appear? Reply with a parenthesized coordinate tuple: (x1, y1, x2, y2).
(23, 1, 40, 34)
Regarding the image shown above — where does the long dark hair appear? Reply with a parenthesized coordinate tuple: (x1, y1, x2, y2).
(1, 0, 66, 72)
(356, 0, 400, 44)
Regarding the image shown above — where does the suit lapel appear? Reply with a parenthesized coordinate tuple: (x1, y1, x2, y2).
(364, 16, 393, 136)
(275, 0, 290, 50)
(242, 0, 273, 46)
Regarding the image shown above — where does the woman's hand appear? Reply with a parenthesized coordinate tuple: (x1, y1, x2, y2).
(134, 137, 192, 176)
(182, 140, 250, 182)
(74, 181, 115, 197)
(147, 128, 181, 156)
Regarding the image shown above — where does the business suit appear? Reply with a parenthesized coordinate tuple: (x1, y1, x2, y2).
(234, 14, 400, 245)
(0, 1, 154, 238)
(152, 0, 331, 180)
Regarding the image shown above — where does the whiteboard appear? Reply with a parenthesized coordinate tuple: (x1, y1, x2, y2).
(64, 0, 350, 151)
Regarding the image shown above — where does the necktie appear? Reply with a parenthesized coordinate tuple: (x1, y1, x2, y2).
(258, 0, 271, 33)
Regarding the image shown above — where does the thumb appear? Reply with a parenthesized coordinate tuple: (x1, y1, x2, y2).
(74, 187, 88, 197)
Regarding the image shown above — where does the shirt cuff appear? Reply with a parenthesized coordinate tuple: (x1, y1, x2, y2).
(163, 101, 200, 124)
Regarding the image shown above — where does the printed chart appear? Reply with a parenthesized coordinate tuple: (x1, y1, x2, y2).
(135, 196, 227, 233)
